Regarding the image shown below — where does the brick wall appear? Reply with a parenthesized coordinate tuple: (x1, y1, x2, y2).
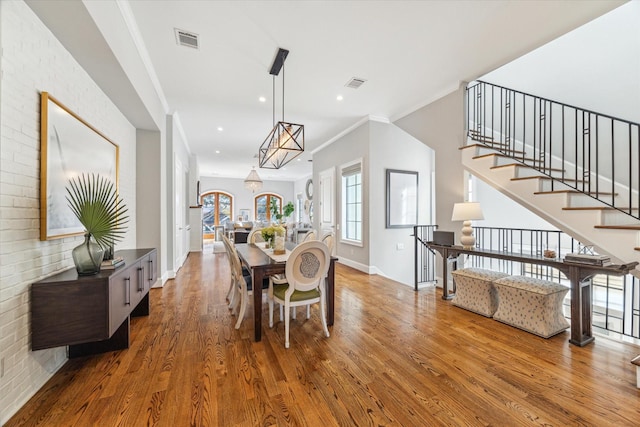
(0, 2, 137, 422)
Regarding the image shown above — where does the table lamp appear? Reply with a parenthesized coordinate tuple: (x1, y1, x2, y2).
(451, 202, 484, 249)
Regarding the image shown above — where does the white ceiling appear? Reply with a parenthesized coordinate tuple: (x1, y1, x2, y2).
(28, 0, 627, 181)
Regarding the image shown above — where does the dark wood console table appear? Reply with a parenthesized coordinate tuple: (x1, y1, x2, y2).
(425, 243, 638, 347)
(31, 248, 157, 357)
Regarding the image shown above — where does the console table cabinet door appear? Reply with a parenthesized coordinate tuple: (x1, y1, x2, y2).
(108, 267, 134, 336)
(31, 279, 109, 350)
(145, 250, 157, 288)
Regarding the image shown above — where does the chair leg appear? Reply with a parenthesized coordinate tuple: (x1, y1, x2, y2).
(268, 295, 274, 328)
(234, 290, 247, 330)
(319, 297, 330, 338)
(292, 307, 297, 320)
(229, 285, 240, 315)
(227, 279, 236, 308)
(306, 304, 311, 319)
(284, 301, 291, 349)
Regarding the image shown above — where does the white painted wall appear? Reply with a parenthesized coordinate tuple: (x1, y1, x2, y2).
(314, 122, 371, 268)
(170, 115, 191, 270)
(369, 121, 435, 286)
(482, 1, 640, 124)
(0, 2, 137, 422)
(312, 119, 435, 285)
(136, 129, 164, 286)
(394, 86, 466, 283)
(395, 87, 466, 234)
(474, 177, 556, 231)
(293, 175, 312, 224)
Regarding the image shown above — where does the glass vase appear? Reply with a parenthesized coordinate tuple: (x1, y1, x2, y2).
(72, 233, 105, 275)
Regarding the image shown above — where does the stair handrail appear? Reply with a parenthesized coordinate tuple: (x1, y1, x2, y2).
(466, 80, 640, 221)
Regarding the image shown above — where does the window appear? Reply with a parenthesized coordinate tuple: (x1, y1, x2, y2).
(201, 191, 232, 238)
(341, 160, 362, 244)
(255, 193, 282, 222)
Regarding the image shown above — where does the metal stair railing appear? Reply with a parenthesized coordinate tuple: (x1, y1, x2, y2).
(413, 225, 437, 290)
(466, 80, 640, 220)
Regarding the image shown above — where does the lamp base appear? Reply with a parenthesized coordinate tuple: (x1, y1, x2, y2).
(460, 220, 475, 250)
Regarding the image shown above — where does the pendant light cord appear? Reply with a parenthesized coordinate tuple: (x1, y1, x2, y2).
(282, 56, 285, 122)
(272, 75, 275, 127)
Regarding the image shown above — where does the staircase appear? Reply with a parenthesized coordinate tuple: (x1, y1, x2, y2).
(464, 81, 640, 271)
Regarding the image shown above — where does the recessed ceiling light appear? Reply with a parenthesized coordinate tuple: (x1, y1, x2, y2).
(217, 126, 223, 131)
(259, 96, 266, 103)
(297, 158, 301, 161)
(215, 150, 220, 154)
(337, 95, 343, 101)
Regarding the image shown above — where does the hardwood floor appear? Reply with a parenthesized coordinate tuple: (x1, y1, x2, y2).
(7, 251, 640, 426)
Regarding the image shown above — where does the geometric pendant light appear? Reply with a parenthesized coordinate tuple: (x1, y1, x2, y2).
(259, 48, 304, 169)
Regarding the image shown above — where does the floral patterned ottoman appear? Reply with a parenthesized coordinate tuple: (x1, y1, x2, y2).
(493, 276, 570, 338)
(451, 268, 510, 317)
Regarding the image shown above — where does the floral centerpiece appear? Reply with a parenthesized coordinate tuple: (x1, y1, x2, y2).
(261, 225, 286, 248)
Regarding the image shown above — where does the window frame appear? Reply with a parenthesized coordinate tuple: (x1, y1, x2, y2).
(200, 191, 233, 238)
(254, 193, 282, 223)
(340, 158, 363, 247)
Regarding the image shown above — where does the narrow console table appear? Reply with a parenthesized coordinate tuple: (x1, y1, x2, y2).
(31, 248, 157, 357)
(425, 243, 637, 347)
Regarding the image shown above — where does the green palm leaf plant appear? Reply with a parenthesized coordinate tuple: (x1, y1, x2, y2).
(66, 174, 129, 274)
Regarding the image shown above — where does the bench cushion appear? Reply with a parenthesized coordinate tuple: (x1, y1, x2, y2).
(493, 276, 569, 338)
(451, 268, 509, 317)
(494, 275, 568, 295)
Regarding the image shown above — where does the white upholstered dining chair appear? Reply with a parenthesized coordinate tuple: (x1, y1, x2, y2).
(268, 240, 331, 348)
(320, 231, 335, 256)
(222, 235, 255, 329)
(248, 228, 264, 244)
(301, 229, 317, 242)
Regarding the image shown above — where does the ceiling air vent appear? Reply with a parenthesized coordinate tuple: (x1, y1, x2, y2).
(345, 77, 367, 89)
(175, 28, 199, 49)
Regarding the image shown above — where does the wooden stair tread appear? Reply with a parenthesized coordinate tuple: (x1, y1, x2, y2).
(473, 153, 542, 163)
(634, 247, 640, 252)
(563, 206, 638, 211)
(459, 143, 485, 151)
(594, 225, 640, 230)
(491, 163, 565, 173)
(463, 142, 526, 155)
(533, 190, 618, 196)
(510, 176, 580, 182)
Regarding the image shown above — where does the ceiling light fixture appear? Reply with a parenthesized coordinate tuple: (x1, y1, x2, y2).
(244, 167, 263, 193)
(258, 48, 304, 169)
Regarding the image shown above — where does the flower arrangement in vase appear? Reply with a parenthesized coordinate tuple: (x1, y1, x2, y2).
(66, 174, 129, 275)
(261, 225, 286, 249)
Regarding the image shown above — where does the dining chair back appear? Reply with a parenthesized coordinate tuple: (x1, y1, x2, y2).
(320, 231, 335, 256)
(301, 229, 317, 242)
(248, 228, 265, 244)
(221, 235, 239, 309)
(268, 240, 331, 348)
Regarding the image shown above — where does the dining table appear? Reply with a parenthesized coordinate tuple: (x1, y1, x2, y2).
(234, 242, 338, 342)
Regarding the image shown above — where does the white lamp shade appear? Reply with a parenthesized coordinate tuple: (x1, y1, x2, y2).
(451, 202, 484, 221)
